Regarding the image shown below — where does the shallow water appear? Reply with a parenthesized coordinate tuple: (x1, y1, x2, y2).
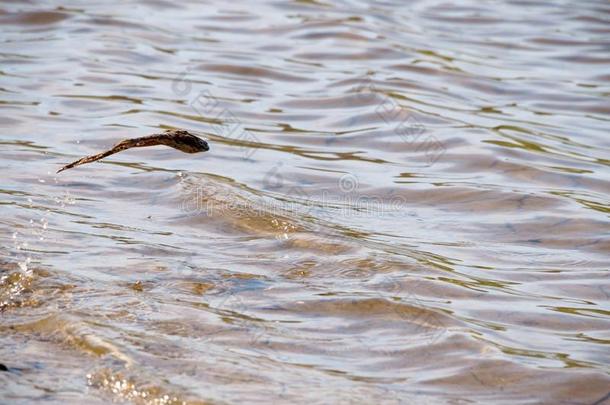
(1, 0, 609, 404)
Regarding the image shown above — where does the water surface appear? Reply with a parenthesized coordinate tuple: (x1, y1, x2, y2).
(1, 0, 609, 404)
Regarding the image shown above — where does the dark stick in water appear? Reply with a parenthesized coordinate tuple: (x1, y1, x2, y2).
(57, 129, 209, 173)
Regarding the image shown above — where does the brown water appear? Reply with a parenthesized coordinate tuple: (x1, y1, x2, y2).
(1, 1, 610, 404)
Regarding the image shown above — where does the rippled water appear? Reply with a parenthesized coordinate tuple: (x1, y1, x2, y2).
(1, 1, 610, 404)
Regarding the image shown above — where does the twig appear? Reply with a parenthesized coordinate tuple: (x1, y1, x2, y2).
(57, 129, 209, 173)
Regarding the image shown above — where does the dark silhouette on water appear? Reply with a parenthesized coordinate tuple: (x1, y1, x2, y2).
(57, 129, 209, 173)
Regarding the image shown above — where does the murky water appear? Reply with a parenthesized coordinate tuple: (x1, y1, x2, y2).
(1, 0, 609, 404)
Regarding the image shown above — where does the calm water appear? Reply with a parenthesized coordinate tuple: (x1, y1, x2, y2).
(1, 1, 609, 404)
